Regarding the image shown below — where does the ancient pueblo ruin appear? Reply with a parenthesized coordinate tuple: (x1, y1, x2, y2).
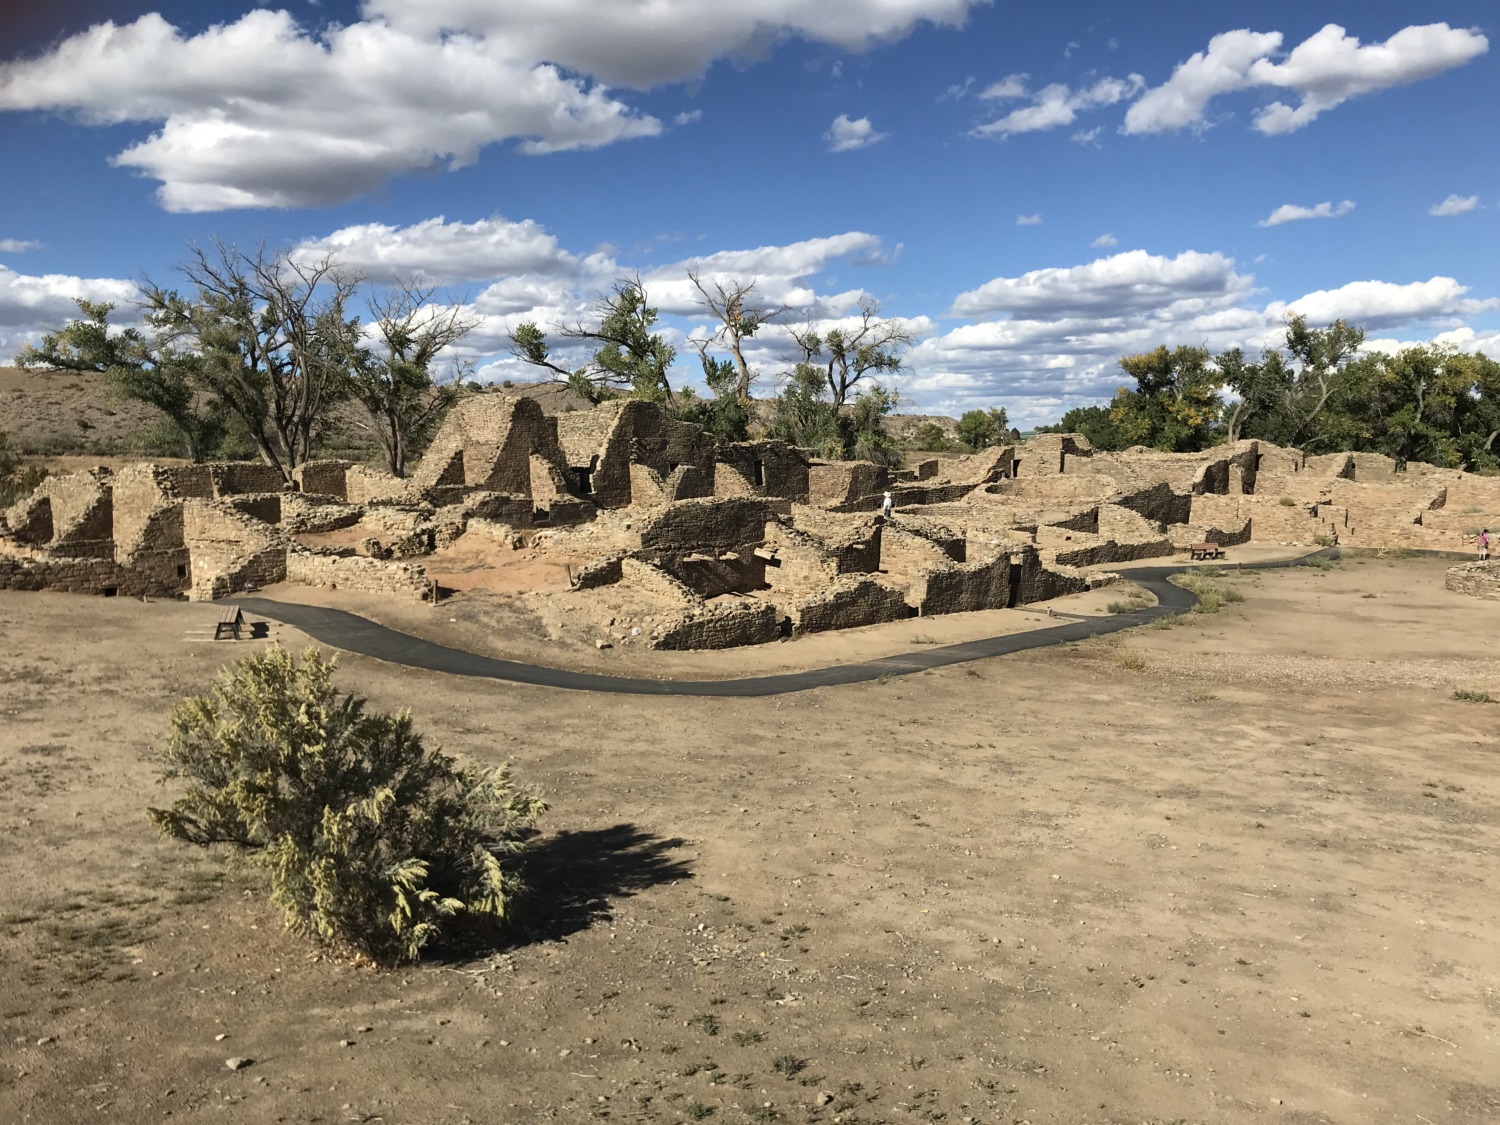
(6, 393, 1500, 647)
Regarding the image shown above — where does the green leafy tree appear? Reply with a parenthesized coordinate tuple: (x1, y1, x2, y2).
(1109, 345, 1223, 452)
(509, 277, 675, 403)
(789, 297, 915, 409)
(767, 365, 901, 466)
(346, 285, 475, 477)
(149, 647, 546, 965)
(955, 407, 1009, 450)
(671, 353, 751, 441)
(907, 420, 955, 452)
(15, 298, 228, 461)
(1038, 404, 1130, 450)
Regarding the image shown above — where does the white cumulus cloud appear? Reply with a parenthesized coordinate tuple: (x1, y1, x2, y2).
(0, 264, 139, 360)
(295, 216, 597, 286)
(0, 239, 41, 254)
(1430, 193, 1479, 217)
(950, 249, 1253, 319)
(825, 114, 888, 152)
(1016, 214, 1044, 226)
(1125, 22, 1487, 135)
(973, 74, 1143, 137)
(1257, 199, 1355, 227)
(0, 2, 985, 211)
(1090, 233, 1118, 248)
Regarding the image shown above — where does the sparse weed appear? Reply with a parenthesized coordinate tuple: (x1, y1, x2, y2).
(1278, 495, 1298, 507)
(685, 1102, 714, 1120)
(1116, 649, 1148, 672)
(733, 1030, 765, 1046)
(771, 1054, 806, 1078)
(1453, 689, 1497, 704)
(690, 1013, 721, 1036)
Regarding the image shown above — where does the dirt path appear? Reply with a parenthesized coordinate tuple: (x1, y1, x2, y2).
(1, 554, 1498, 1124)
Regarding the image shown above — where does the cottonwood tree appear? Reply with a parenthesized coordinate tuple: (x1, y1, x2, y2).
(143, 242, 362, 483)
(687, 271, 789, 405)
(15, 298, 228, 461)
(955, 407, 1011, 449)
(509, 277, 676, 403)
(789, 297, 916, 409)
(1108, 345, 1224, 452)
(346, 285, 475, 477)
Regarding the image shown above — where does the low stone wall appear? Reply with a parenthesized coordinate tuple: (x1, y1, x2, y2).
(1051, 537, 1174, 568)
(570, 552, 626, 590)
(808, 460, 887, 510)
(649, 600, 780, 650)
(792, 577, 910, 634)
(1446, 562, 1500, 600)
(286, 550, 431, 599)
(0, 553, 183, 598)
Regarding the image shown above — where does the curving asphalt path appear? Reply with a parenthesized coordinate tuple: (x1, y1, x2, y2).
(230, 550, 1332, 698)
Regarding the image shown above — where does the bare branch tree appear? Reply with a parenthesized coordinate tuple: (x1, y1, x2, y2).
(687, 270, 789, 404)
(347, 282, 477, 477)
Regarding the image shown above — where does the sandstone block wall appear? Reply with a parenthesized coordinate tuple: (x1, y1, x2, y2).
(1445, 562, 1500, 600)
(296, 460, 349, 498)
(792, 577, 910, 634)
(649, 600, 780, 650)
(808, 461, 888, 510)
(637, 498, 772, 551)
(0, 554, 184, 598)
(286, 550, 431, 599)
(911, 551, 1014, 616)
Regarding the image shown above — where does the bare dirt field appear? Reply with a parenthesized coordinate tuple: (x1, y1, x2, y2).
(2, 554, 1498, 1125)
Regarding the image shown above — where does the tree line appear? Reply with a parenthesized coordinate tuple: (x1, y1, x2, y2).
(16, 243, 926, 477)
(1039, 316, 1500, 471)
(17, 242, 1500, 480)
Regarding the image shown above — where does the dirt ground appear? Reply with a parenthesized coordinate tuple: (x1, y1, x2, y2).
(2, 554, 1498, 1125)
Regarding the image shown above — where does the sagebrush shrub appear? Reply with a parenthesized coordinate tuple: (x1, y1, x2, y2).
(149, 647, 545, 964)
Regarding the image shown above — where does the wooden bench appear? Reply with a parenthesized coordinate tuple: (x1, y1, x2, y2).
(1188, 542, 1225, 562)
(213, 605, 244, 640)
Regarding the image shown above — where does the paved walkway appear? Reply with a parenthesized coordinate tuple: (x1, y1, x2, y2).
(231, 552, 1326, 697)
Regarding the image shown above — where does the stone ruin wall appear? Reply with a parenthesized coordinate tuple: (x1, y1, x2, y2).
(286, 550, 431, 599)
(791, 576, 911, 634)
(1446, 562, 1500, 600)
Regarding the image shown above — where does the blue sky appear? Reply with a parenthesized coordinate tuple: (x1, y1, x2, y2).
(1, 0, 1496, 426)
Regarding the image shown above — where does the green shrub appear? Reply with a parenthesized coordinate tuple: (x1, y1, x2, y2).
(1170, 570, 1244, 614)
(1278, 495, 1297, 507)
(0, 431, 48, 507)
(148, 647, 545, 965)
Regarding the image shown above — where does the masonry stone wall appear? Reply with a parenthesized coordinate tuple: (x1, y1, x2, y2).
(0, 554, 183, 598)
(295, 460, 349, 498)
(792, 577, 910, 634)
(183, 498, 288, 601)
(654, 549, 766, 599)
(619, 557, 698, 608)
(1445, 562, 1500, 600)
(911, 551, 1014, 616)
(1051, 535, 1174, 568)
(286, 550, 431, 599)
(637, 497, 772, 551)
(649, 600, 780, 650)
(761, 522, 840, 595)
(808, 460, 888, 510)
(718, 441, 811, 502)
(345, 466, 413, 504)
(37, 471, 115, 558)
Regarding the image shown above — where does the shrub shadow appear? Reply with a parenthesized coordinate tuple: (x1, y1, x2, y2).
(439, 823, 694, 960)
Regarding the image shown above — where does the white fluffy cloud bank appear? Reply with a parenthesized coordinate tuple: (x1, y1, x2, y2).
(0, 264, 139, 360)
(1124, 22, 1487, 135)
(914, 249, 1498, 427)
(825, 115, 889, 152)
(0, 2, 983, 211)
